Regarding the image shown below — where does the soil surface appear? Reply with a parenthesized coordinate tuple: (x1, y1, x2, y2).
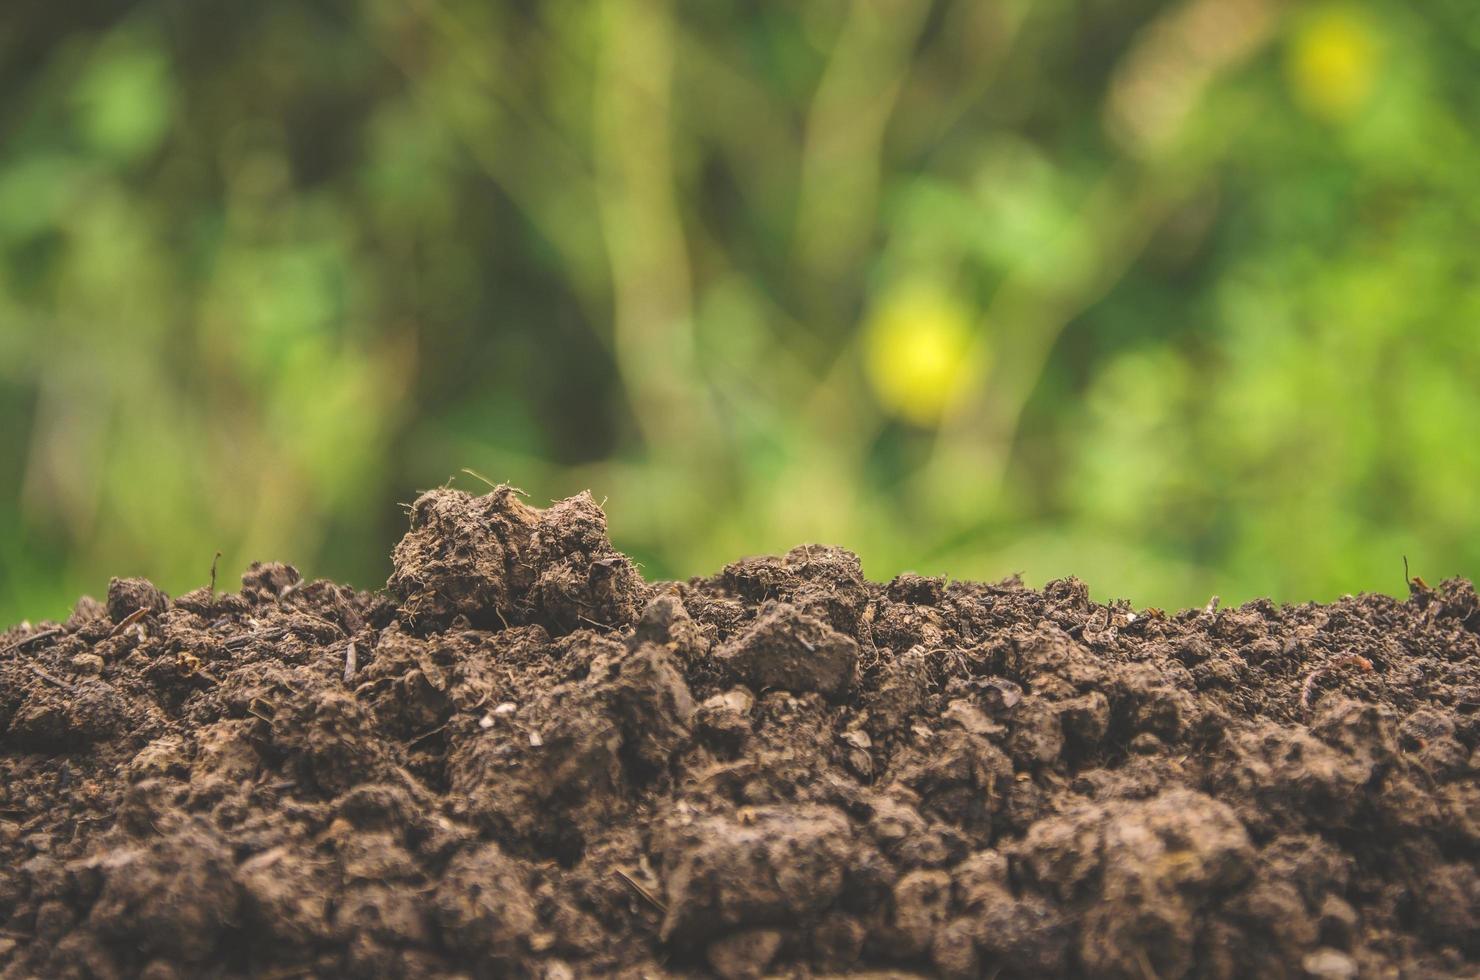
(1, 487, 1477, 979)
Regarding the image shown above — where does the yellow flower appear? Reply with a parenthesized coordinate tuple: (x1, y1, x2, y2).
(863, 282, 983, 427)
(1286, 6, 1382, 122)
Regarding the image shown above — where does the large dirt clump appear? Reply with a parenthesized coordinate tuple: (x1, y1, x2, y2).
(1, 486, 1477, 978)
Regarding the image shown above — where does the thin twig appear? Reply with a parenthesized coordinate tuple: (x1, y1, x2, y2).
(3, 628, 62, 656)
(408, 721, 451, 747)
(613, 867, 667, 914)
(343, 639, 358, 685)
(226, 627, 287, 651)
(1403, 556, 1430, 596)
(1300, 654, 1374, 712)
(107, 608, 149, 639)
(461, 467, 499, 490)
(1134, 946, 1163, 980)
(1299, 667, 1328, 712)
(210, 550, 223, 599)
(29, 665, 76, 692)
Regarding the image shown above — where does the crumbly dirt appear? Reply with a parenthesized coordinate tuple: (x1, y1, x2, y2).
(1, 487, 1477, 979)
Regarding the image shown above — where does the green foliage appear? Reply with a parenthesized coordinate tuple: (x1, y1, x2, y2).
(2, 0, 1478, 625)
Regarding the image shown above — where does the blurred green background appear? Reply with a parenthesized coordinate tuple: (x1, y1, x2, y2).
(4, 0, 1479, 626)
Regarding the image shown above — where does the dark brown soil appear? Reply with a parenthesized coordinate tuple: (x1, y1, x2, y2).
(2, 487, 1477, 979)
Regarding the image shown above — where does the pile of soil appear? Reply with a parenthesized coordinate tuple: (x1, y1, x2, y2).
(1, 487, 1476, 979)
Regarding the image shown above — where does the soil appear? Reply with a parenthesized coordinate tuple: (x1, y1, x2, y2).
(1, 486, 1477, 979)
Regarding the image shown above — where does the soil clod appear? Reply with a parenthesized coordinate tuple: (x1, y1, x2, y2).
(716, 602, 858, 699)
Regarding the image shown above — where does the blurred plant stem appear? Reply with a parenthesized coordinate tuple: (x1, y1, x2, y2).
(388, 0, 613, 329)
(595, 0, 717, 469)
(795, 0, 932, 314)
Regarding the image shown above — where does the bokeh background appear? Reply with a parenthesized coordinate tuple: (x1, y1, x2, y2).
(3, 0, 1479, 626)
